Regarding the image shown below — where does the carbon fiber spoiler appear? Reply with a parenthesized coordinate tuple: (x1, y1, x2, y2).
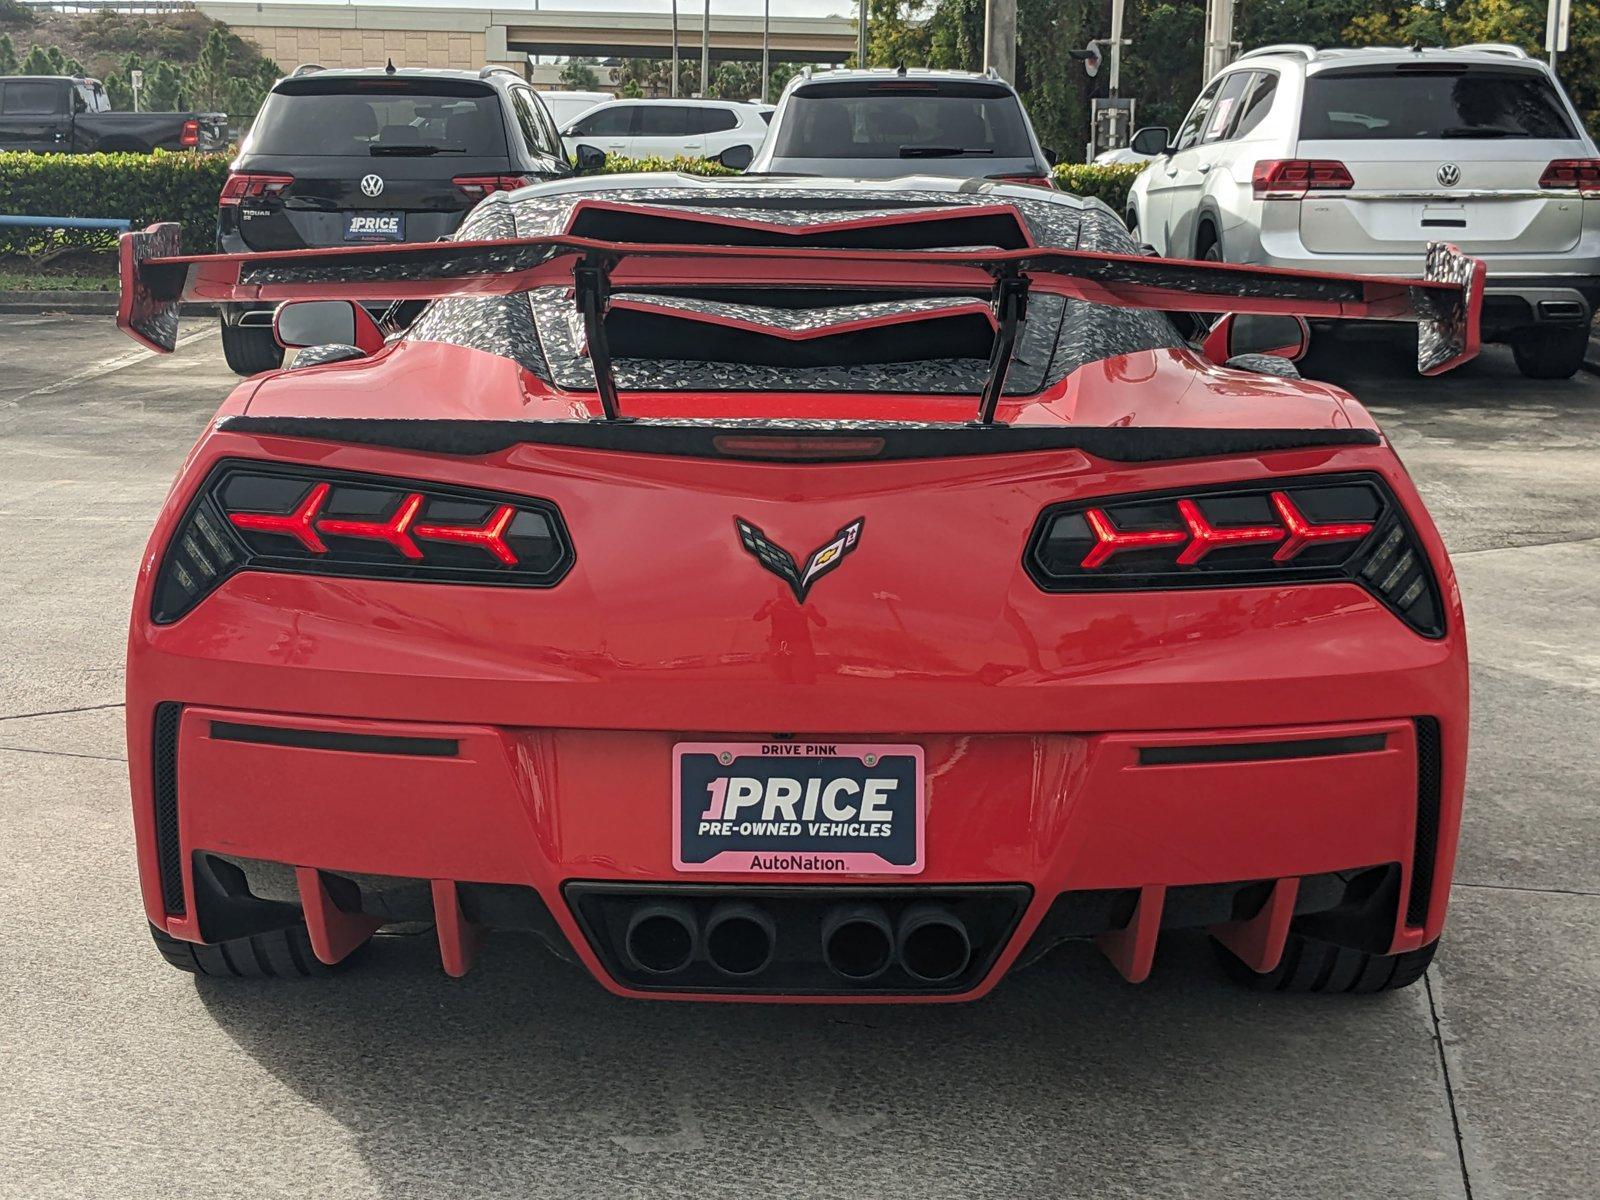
(119, 208, 1484, 406)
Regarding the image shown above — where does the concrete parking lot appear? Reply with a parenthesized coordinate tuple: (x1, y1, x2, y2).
(1, 313, 1596, 1200)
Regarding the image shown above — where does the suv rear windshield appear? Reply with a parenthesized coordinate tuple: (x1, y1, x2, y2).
(773, 82, 1034, 160)
(249, 78, 508, 157)
(1300, 66, 1577, 140)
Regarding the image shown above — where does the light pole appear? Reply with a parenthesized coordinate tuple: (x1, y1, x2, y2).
(857, 0, 866, 66)
(670, 0, 679, 96)
(701, 0, 711, 97)
(761, 0, 770, 102)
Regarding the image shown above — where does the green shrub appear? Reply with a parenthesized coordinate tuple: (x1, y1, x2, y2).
(1051, 161, 1147, 214)
(595, 154, 737, 176)
(0, 149, 230, 253)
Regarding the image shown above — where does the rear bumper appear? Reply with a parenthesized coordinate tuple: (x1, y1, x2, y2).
(131, 700, 1463, 1001)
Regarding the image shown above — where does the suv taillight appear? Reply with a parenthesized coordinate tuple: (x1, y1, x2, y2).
(991, 174, 1056, 189)
(219, 173, 294, 206)
(1539, 158, 1600, 196)
(1252, 159, 1354, 200)
(152, 463, 573, 623)
(1025, 475, 1443, 637)
(180, 118, 200, 147)
(453, 174, 532, 199)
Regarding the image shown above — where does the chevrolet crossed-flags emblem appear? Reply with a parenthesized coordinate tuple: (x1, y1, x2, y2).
(735, 517, 865, 602)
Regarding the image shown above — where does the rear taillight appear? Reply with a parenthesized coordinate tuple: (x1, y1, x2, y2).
(1252, 159, 1354, 200)
(1025, 475, 1443, 636)
(219, 172, 294, 206)
(452, 174, 533, 199)
(991, 174, 1056, 189)
(180, 118, 200, 148)
(1539, 158, 1600, 196)
(152, 463, 573, 623)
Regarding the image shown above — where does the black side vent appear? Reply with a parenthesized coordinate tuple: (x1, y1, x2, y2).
(1408, 717, 1443, 927)
(152, 702, 185, 916)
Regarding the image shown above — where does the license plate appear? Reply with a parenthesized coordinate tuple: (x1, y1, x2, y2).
(344, 212, 404, 242)
(673, 741, 924, 874)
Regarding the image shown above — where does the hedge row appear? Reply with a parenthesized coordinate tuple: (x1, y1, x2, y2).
(0, 150, 231, 254)
(0, 150, 1145, 256)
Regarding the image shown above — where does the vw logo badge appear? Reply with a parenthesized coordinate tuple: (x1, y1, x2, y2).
(360, 173, 385, 198)
(1437, 163, 1460, 187)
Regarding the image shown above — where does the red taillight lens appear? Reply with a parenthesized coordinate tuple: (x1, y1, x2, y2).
(219, 173, 294, 206)
(991, 174, 1056, 189)
(152, 463, 573, 623)
(1539, 158, 1600, 196)
(1026, 476, 1442, 636)
(180, 118, 200, 147)
(452, 174, 532, 199)
(1252, 159, 1354, 200)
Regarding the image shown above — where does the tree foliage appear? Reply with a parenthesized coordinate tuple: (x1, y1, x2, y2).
(559, 57, 601, 89)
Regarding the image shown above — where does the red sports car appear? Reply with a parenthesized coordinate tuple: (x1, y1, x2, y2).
(120, 175, 1478, 1001)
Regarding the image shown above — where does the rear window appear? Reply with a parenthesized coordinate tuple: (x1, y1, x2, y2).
(250, 79, 507, 157)
(2, 81, 66, 116)
(773, 83, 1035, 160)
(1300, 67, 1576, 140)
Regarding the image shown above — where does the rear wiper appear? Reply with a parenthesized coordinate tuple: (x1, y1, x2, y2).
(1439, 127, 1527, 138)
(368, 145, 462, 156)
(899, 145, 994, 158)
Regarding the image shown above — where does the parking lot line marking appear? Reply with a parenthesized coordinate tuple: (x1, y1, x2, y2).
(13, 324, 217, 402)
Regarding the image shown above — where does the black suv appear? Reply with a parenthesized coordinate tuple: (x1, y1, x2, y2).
(218, 65, 572, 375)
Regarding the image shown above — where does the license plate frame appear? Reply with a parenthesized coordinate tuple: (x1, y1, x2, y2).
(344, 211, 405, 242)
(672, 741, 925, 875)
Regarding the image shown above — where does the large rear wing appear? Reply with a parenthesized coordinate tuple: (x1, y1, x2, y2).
(119, 216, 1483, 418)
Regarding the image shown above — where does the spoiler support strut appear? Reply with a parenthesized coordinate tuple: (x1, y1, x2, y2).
(574, 252, 626, 422)
(974, 272, 1030, 426)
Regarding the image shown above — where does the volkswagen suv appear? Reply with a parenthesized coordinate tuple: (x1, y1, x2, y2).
(217, 65, 572, 375)
(1127, 44, 1600, 378)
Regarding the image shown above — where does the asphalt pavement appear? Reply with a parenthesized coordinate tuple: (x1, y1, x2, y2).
(1, 315, 1596, 1199)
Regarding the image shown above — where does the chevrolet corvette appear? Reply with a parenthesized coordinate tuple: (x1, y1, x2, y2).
(119, 174, 1477, 1001)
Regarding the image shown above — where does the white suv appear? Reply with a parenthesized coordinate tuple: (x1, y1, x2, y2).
(1127, 44, 1600, 378)
(559, 98, 769, 167)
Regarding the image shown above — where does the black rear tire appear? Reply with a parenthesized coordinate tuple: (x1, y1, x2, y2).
(220, 320, 284, 376)
(150, 921, 354, 979)
(1510, 326, 1589, 380)
(1213, 932, 1438, 994)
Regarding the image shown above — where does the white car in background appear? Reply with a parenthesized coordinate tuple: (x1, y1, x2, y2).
(538, 89, 610, 129)
(560, 98, 769, 167)
(1126, 43, 1600, 378)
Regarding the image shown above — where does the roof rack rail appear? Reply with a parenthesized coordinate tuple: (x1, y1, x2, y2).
(480, 65, 521, 79)
(290, 63, 324, 77)
(1454, 42, 1530, 58)
(1236, 44, 1318, 62)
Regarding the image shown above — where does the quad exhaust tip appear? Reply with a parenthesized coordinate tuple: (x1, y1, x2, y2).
(623, 901, 698, 975)
(703, 901, 777, 977)
(896, 903, 973, 984)
(618, 897, 975, 987)
(820, 903, 895, 981)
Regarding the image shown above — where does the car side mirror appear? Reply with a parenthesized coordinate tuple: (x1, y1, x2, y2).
(574, 143, 607, 173)
(717, 143, 754, 171)
(1042, 146, 1060, 166)
(1130, 125, 1172, 157)
(273, 300, 384, 355)
(1202, 313, 1310, 364)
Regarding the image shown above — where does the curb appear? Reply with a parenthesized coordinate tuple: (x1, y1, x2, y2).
(0, 290, 216, 315)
